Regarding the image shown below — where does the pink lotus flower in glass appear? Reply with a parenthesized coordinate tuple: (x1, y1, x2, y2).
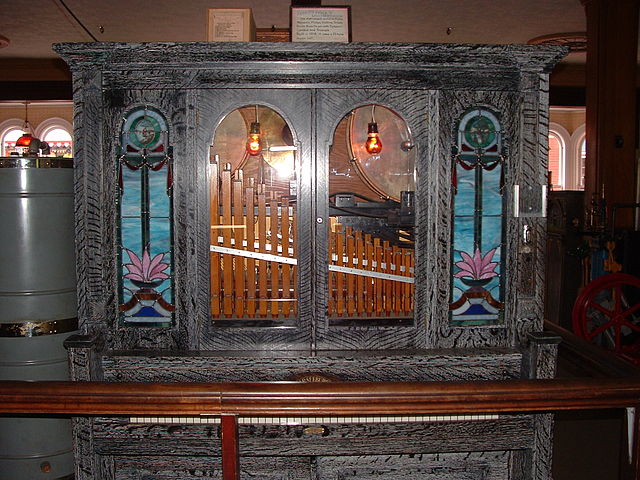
(454, 247, 498, 281)
(123, 248, 170, 288)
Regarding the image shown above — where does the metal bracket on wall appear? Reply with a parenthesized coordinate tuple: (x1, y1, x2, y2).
(513, 184, 547, 218)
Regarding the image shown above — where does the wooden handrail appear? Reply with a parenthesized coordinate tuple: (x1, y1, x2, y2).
(4, 378, 640, 480)
(1, 377, 640, 416)
(545, 319, 640, 378)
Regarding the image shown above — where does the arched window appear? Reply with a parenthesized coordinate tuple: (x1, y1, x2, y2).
(548, 132, 564, 189)
(36, 118, 73, 157)
(568, 125, 586, 191)
(1, 117, 73, 158)
(548, 123, 570, 190)
(0, 119, 26, 156)
(549, 107, 585, 191)
(578, 136, 586, 190)
(2, 128, 24, 156)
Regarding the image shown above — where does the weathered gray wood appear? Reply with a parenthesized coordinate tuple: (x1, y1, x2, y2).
(57, 41, 566, 480)
(101, 350, 523, 382)
(92, 416, 533, 457)
(509, 450, 531, 480)
(71, 418, 98, 480)
(510, 72, 552, 343)
(60, 41, 563, 353)
(112, 455, 310, 480)
(55, 42, 564, 64)
(100, 89, 191, 351)
(525, 332, 561, 381)
(314, 452, 511, 479)
(64, 337, 104, 480)
(195, 89, 314, 351)
(314, 88, 431, 351)
(90, 66, 522, 92)
(525, 332, 561, 480)
(428, 89, 517, 350)
(65, 335, 104, 383)
(97, 455, 114, 480)
(71, 69, 105, 338)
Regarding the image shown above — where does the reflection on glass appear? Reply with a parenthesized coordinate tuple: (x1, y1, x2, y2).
(210, 106, 298, 323)
(328, 105, 415, 324)
(348, 104, 415, 202)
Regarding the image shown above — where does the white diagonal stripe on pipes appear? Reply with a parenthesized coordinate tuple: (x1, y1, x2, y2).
(210, 245, 414, 283)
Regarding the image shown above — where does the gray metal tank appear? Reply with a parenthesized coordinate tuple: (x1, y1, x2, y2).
(0, 156, 77, 480)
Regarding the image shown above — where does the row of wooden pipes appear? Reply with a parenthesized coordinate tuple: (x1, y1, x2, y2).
(210, 162, 414, 320)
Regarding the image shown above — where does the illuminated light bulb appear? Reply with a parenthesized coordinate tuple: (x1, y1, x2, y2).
(246, 121, 262, 156)
(365, 122, 382, 155)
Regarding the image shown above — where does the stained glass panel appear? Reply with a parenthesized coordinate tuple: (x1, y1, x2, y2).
(117, 107, 174, 327)
(450, 108, 505, 326)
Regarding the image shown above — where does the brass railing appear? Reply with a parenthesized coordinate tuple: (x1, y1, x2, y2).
(2, 378, 640, 479)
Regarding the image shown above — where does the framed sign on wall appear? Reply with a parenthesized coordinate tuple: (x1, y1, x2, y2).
(207, 8, 256, 42)
(290, 6, 351, 42)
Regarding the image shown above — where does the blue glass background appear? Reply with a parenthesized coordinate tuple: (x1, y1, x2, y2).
(119, 155, 173, 326)
(451, 124, 504, 325)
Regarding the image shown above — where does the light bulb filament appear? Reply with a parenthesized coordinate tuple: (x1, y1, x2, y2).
(365, 122, 382, 155)
(246, 121, 262, 156)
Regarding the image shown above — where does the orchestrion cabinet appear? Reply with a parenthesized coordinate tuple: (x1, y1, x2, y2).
(55, 41, 565, 480)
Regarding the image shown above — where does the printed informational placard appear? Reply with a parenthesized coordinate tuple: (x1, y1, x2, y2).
(207, 9, 256, 42)
(291, 6, 351, 42)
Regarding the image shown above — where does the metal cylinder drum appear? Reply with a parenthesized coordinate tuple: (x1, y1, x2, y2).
(0, 157, 77, 480)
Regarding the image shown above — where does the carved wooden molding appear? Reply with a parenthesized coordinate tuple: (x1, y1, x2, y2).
(528, 32, 587, 53)
(287, 372, 342, 382)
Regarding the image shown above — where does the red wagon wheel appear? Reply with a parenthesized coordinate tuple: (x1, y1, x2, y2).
(572, 273, 640, 364)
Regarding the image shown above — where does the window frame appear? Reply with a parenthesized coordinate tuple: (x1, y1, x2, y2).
(548, 122, 570, 190)
(35, 117, 73, 156)
(569, 125, 586, 191)
(0, 119, 26, 156)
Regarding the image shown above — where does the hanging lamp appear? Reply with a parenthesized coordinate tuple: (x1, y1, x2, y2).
(364, 105, 382, 155)
(246, 105, 263, 156)
(15, 101, 34, 147)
